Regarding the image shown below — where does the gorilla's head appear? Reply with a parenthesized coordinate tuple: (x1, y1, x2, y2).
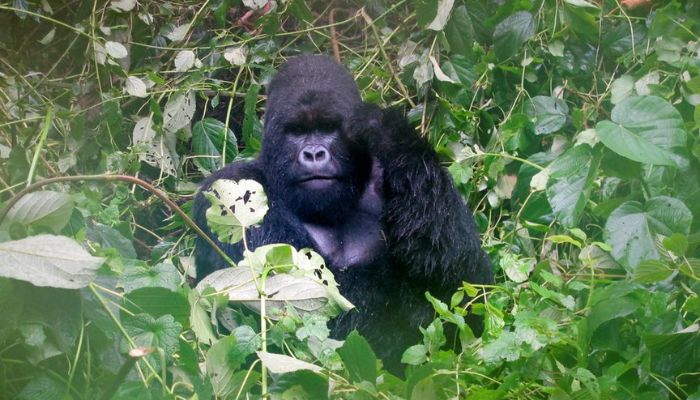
(260, 55, 371, 224)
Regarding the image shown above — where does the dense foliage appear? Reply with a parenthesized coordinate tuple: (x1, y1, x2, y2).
(1, 0, 699, 398)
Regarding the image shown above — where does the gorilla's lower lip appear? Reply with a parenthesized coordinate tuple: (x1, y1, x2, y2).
(299, 177, 338, 188)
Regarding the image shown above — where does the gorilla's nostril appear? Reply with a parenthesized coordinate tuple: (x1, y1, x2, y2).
(303, 151, 315, 162)
(314, 149, 327, 162)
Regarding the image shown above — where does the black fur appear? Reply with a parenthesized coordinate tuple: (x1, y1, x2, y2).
(193, 55, 493, 369)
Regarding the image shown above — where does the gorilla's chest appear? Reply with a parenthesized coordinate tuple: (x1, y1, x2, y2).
(303, 211, 386, 270)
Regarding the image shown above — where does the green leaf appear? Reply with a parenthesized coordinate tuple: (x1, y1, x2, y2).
(122, 313, 182, 359)
(123, 287, 190, 328)
(16, 375, 65, 400)
(192, 117, 238, 172)
(662, 233, 688, 255)
(257, 351, 322, 374)
(163, 91, 195, 133)
(119, 261, 181, 292)
(401, 344, 428, 365)
(605, 196, 692, 268)
(242, 84, 262, 153)
(3, 191, 73, 232)
(526, 96, 569, 135)
(0, 234, 104, 289)
(338, 331, 377, 384)
(444, 6, 474, 57)
(413, 0, 438, 27)
(547, 234, 582, 247)
(643, 325, 700, 376)
(206, 336, 259, 398)
(188, 290, 217, 345)
(562, 0, 599, 43)
(270, 370, 329, 400)
(631, 259, 673, 283)
(204, 179, 268, 244)
(595, 96, 686, 166)
(610, 75, 635, 104)
(545, 145, 600, 227)
(500, 253, 535, 283)
(493, 11, 536, 61)
(86, 223, 137, 259)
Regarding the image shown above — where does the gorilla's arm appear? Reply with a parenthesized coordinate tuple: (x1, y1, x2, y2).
(192, 161, 312, 280)
(350, 106, 493, 290)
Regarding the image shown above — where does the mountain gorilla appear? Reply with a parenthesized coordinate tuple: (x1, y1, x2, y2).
(193, 55, 493, 368)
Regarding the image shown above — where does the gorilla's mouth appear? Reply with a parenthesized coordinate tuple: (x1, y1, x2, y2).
(299, 176, 340, 189)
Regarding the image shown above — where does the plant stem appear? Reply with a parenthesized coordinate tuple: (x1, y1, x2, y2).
(27, 108, 53, 187)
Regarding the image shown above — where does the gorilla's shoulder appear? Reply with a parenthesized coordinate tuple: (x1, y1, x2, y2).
(199, 159, 265, 192)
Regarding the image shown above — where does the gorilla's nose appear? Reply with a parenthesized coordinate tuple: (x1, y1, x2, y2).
(299, 144, 330, 169)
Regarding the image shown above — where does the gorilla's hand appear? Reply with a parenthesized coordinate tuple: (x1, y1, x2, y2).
(344, 103, 384, 151)
(346, 103, 429, 164)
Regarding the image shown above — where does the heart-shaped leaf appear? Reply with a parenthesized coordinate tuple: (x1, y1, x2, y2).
(595, 96, 686, 166)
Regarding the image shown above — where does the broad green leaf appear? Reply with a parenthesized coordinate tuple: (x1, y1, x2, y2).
(105, 41, 127, 59)
(605, 196, 692, 268)
(631, 259, 673, 283)
(163, 91, 196, 133)
(125, 76, 147, 98)
(199, 267, 333, 316)
(15, 375, 65, 400)
(119, 261, 181, 292)
(481, 331, 520, 363)
(662, 233, 688, 255)
(257, 351, 323, 374)
(444, 6, 474, 57)
(402, 344, 428, 365)
(192, 117, 238, 172)
(174, 50, 196, 72)
(493, 11, 536, 61)
(223, 46, 248, 65)
(132, 116, 179, 176)
(526, 96, 569, 135)
(270, 370, 329, 400)
(123, 287, 190, 328)
(610, 75, 635, 104)
(500, 253, 535, 283)
(595, 96, 686, 166)
(545, 145, 600, 227)
(585, 283, 642, 334)
(204, 179, 268, 244)
(4, 191, 73, 232)
(122, 313, 182, 360)
(206, 336, 259, 398)
(562, 0, 599, 43)
(413, 0, 438, 27)
(87, 223, 137, 259)
(644, 325, 700, 376)
(188, 290, 217, 345)
(0, 234, 104, 289)
(338, 331, 377, 383)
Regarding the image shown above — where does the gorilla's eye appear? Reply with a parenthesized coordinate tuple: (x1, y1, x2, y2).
(315, 118, 340, 133)
(285, 117, 340, 135)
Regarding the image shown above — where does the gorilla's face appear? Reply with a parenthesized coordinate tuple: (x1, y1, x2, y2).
(261, 92, 371, 224)
(259, 56, 371, 224)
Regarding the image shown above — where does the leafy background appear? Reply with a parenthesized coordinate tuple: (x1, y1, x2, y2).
(0, 0, 699, 399)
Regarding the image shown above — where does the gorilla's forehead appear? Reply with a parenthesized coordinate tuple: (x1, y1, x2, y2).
(264, 55, 362, 127)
